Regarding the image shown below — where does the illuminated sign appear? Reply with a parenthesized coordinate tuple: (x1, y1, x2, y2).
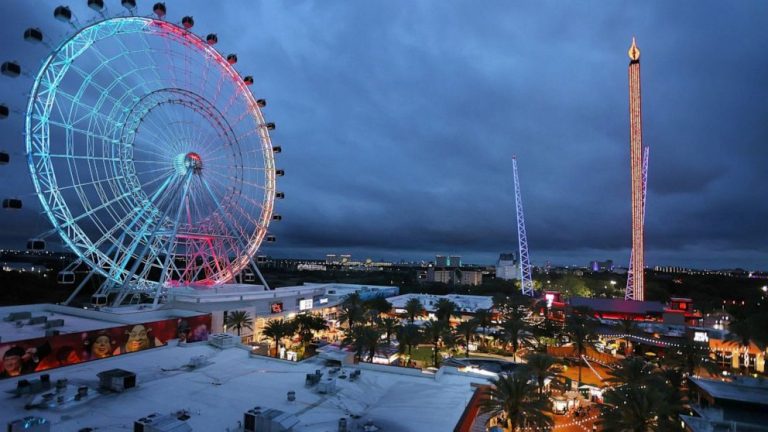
(545, 293, 555, 308)
(693, 331, 709, 343)
(299, 299, 313, 311)
(270, 302, 283, 314)
(319, 298, 328, 304)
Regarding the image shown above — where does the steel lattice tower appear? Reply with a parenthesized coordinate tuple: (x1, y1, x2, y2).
(626, 146, 648, 300)
(512, 156, 535, 297)
(626, 37, 645, 301)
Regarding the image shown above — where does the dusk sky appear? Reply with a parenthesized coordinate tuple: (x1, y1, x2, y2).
(1, 1, 767, 269)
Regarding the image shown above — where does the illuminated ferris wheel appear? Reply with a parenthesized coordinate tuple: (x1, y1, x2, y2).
(8, 2, 284, 306)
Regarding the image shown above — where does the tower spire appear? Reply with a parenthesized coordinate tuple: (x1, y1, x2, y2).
(626, 37, 646, 301)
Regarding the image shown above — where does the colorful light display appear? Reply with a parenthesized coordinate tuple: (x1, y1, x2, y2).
(626, 38, 645, 301)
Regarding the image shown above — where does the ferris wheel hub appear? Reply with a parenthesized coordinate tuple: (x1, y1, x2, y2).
(175, 152, 203, 175)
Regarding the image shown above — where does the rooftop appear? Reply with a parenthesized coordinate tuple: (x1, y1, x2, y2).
(387, 293, 494, 314)
(569, 297, 665, 315)
(0, 342, 483, 431)
(690, 376, 768, 406)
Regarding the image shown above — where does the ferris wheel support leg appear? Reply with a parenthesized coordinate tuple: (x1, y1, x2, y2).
(63, 266, 96, 306)
(150, 175, 194, 307)
(199, 176, 271, 289)
(249, 259, 272, 291)
(112, 175, 189, 307)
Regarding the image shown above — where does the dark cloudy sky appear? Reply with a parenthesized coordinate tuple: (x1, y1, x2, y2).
(1, 1, 766, 269)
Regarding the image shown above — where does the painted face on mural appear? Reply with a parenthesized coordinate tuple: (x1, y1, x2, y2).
(91, 335, 112, 358)
(126, 325, 150, 352)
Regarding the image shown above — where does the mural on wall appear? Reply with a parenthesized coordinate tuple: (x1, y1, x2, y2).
(0, 314, 211, 379)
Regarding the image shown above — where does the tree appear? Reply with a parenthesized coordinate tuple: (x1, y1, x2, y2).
(474, 308, 493, 349)
(480, 372, 553, 432)
(667, 341, 716, 377)
(565, 310, 595, 387)
(606, 357, 657, 387)
(377, 316, 399, 345)
(499, 313, 529, 361)
(225, 310, 253, 336)
(262, 319, 291, 357)
(339, 292, 364, 329)
(525, 352, 558, 395)
(423, 320, 448, 367)
(293, 313, 328, 347)
(363, 296, 393, 317)
(434, 298, 459, 323)
(618, 318, 637, 356)
(404, 297, 426, 324)
(600, 378, 683, 432)
(396, 323, 422, 361)
(456, 319, 478, 357)
(343, 325, 381, 363)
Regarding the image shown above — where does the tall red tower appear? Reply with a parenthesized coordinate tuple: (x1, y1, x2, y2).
(627, 37, 645, 301)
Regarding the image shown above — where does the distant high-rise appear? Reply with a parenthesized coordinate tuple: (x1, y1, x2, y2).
(449, 256, 462, 268)
(435, 255, 449, 267)
(496, 253, 519, 280)
(627, 37, 645, 301)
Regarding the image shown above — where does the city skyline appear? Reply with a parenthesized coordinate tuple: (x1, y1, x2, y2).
(0, 1, 767, 270)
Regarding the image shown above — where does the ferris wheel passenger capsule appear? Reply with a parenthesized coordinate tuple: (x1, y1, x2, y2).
(243, 76, 254, 86)
(264, 122, 276, 131)
(272, 214, 282, 221)
(275, 169, 285, 177)
(2, 198, 22, 209)
(0, 104, 9, 119)
(121, 0, 137, 9)
(266, 235, 276, 243)
(1, 62, 21, 78)
(275, 192, 285, 200)
(0, 152, 9, 164)
(87, 0, 105, 11)
(57, 271, 75, 284)
(226, 54, 238, 65)
(181, 16, 194, 29)
(53, 6, 72, 22)
(153, 2, 166, 18)
(272, 146, 281, 154)
(256, 99, 266, 108)
(23, 28, 44, 43)
(27, 239, 46, 250)
(206, 33, 218, 45)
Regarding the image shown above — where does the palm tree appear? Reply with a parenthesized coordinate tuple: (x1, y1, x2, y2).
(480, 372, 553, 432)
(455, 319, 478, 357)
(363, 296, 393, 317)
(667, 341, 716, 377)
(396, 323, 422, 361)
(293, 313, 328, 347)
(404, 297, 426, 324)
(434, 298, 459, 323)
(344, 325, 381, 363)
(500, 314, 529, 361)
(600, 377, 683, 432)
(378, 316, 399, 345)
(606, 356, 657, 387)
(225, 310, 253, 336)
(423, 320, 448, 367)
(262, 319, 291, 357)
(565, 311, 595, 387)
(473, 308, 493, 349)
(339, 292, 364, 329)
(525, 352, 558, 395)
(618, 317, 637, 356)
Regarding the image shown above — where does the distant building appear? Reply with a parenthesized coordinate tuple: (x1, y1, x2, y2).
(435, 255, 449, 267)
(589, 259, 614, 272)
(459, 270, 482, 286)
(297, 263, 326, 271)
(449, 256, 462, 268)
(427, 268, 453, 284)
(496, 253, 519, 280)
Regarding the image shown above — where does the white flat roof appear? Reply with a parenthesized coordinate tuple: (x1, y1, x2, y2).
(0, 343, 482, 431)
(388, 293, 493, 313)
